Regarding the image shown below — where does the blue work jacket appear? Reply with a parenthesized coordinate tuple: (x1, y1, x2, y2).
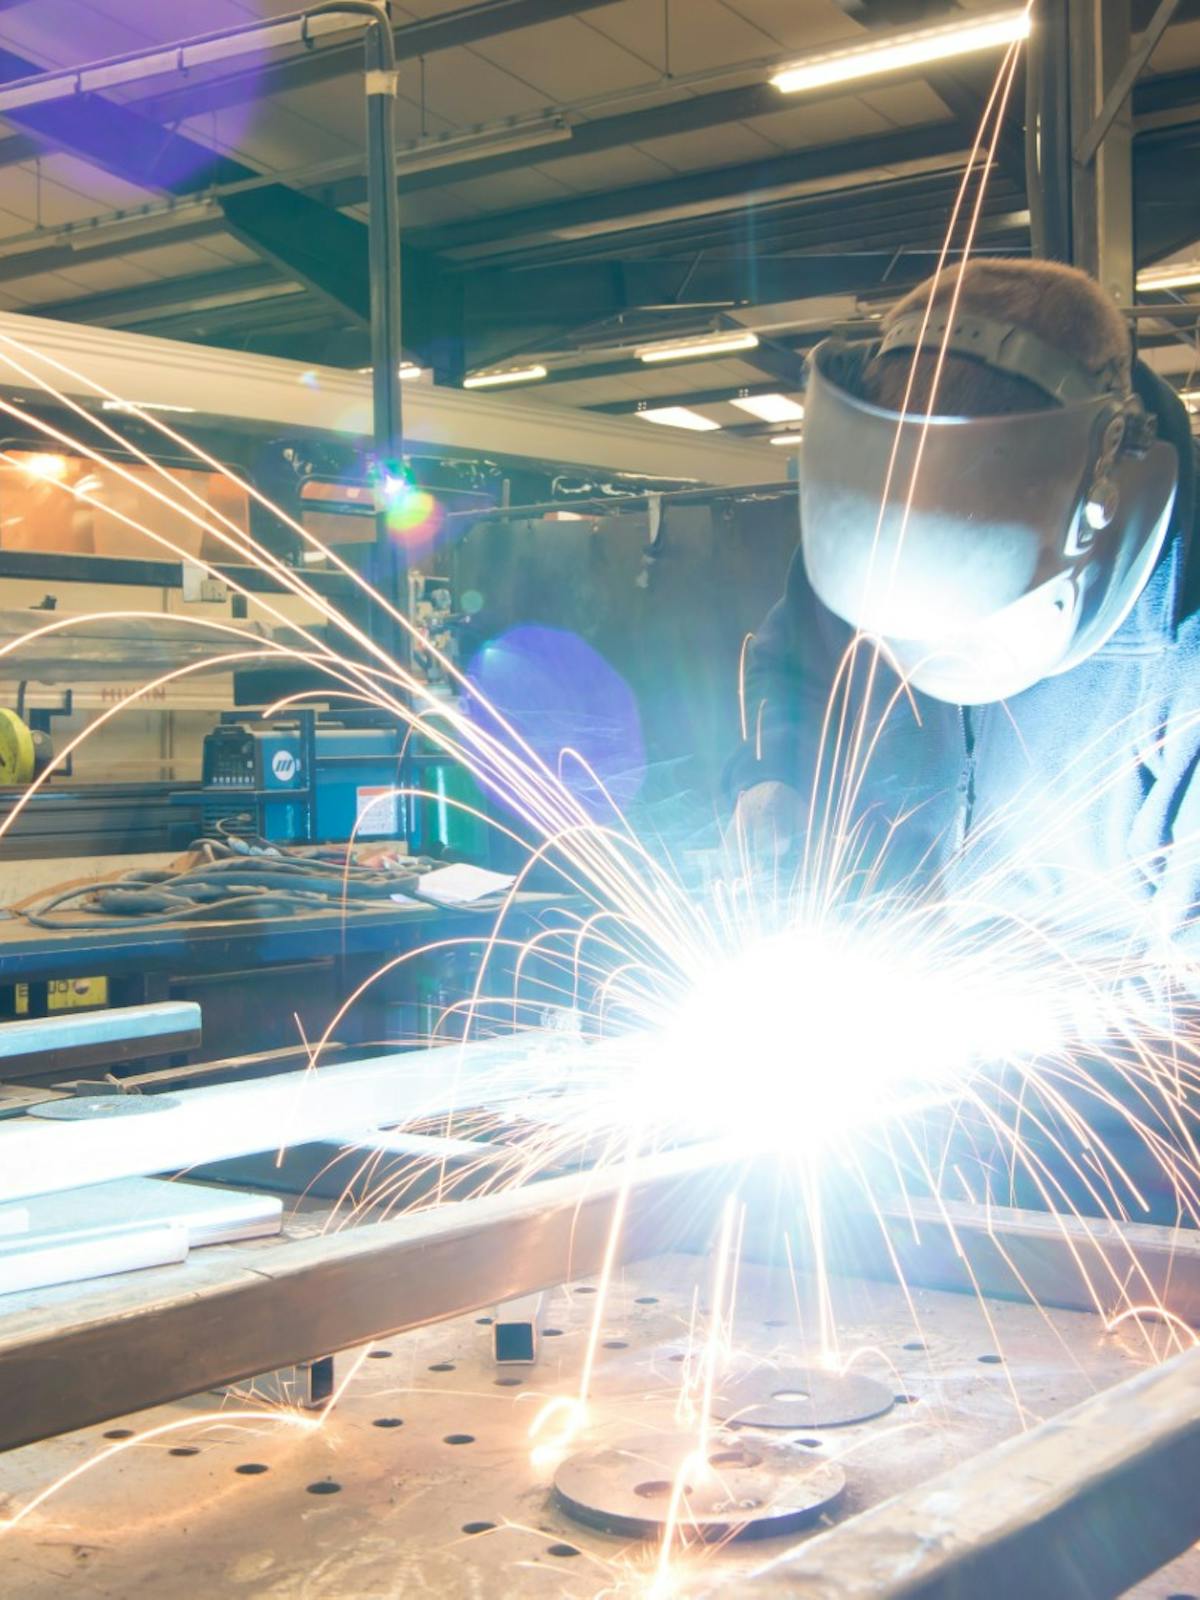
(729, 367, 1200, 958)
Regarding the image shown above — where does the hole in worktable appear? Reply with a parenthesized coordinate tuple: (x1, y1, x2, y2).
(462, 1521, 496, 1535)
(236, 1463, 270, 1476)
(977, 1354, 1004, 1365)
(667, 1353, 686, 1363)
(894, 1394, 919, 1405)
(573, 1287, 597, 1295)
(709, 1448, 761, 1468)
(495, 1377, 523, 1387)
(103, 1429, 134, 1440)
(429, 1362, 456, 1372)
(368, 1350, 393, 1360)
(169, 1446, 200, 1457)
(373, 1417, 404, 1429)
(444, 1433, 475, 1446)
(602, 1340, 628, 1350)
(903, 1340, 926, 1352)
(763, 1319, 788, 1328)
(547, 1543, 582, 1557)
(635, 1479, 690, 1499)
(307, 1480, 341, 1495)
(475, 1317, 494, 1325)
(542, 1328, 564, 1338)
(634, 1296, 658, 1305)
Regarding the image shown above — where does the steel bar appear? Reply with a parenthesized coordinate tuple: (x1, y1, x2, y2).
(705, 1342, 1200, 1599)
(0, 1034, 603, 1204)
(0, 1002, 201, 1077)
(837, 1195, 1200, 1325)
(0, 1142, 731, 1452)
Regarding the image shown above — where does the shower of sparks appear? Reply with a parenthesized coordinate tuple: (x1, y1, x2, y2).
(2, 12, 1200, 1586)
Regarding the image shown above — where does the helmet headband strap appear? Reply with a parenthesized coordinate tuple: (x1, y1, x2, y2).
(878, 309, 1124, 407)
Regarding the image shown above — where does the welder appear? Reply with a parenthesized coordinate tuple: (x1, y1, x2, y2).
(729, 259, 1199, 972)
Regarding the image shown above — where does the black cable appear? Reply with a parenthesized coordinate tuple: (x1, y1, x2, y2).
(14, 840, 465, 929)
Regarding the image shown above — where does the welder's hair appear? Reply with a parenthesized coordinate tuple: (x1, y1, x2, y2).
(862, 259, 1133, 416)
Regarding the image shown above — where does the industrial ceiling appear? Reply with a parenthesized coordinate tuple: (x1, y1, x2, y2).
(0, 0, 1195, 441)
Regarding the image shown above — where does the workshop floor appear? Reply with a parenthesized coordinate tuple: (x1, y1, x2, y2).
(2, 1252, 1197, 1598)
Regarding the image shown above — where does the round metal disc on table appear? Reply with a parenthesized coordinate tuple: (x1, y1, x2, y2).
(30, 1094, 181, 1121)
(553, 1432, 845, 1541)
(710, 1367, 894, 1430)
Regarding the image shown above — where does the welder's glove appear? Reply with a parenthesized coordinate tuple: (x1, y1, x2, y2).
(731, 780, 806, 862)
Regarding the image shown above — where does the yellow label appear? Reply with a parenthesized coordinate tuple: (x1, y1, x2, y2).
(47, 977, 108, 1011)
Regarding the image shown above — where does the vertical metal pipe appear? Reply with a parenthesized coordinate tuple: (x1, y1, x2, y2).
(363, 8, 409, 668)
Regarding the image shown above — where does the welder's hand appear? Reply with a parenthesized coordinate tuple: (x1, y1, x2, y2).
(731, 780, 805, 861)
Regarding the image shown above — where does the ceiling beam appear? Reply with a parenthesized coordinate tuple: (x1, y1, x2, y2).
(0, 46, 244, 195)
(26, 263, 292, 327)
(414, 122, 970, 259)
(0, 2, 622, 173)
(131, 0, 623, 126)
(0, 216, 225, 286)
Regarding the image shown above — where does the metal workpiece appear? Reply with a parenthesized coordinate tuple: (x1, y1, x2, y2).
(553, 1432, 846, 1541)
(0, 1031, 595, 1204)
(710, 1344, 1200, 1600)
(0, 1001, 201, 1077)
(0, 1143, 733, 1452)
(2, 1252, 1198, 1599)
(708, 1367, 895, 1431)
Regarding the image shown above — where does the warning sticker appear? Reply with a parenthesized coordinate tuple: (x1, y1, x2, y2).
(355, 785, 400, 838)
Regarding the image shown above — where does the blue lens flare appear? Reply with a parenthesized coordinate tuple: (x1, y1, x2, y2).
(466, 625, 645, 821)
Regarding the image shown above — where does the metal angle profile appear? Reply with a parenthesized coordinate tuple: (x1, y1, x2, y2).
(0, 1141, 733, 1451)
(702, 1344, 1200, 1600)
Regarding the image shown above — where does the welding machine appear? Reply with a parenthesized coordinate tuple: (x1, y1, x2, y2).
(200, 713, 405, 844)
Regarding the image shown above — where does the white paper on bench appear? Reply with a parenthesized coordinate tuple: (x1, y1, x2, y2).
(0, 1176, 282, 1250)
(0, 1222, 189, 1296)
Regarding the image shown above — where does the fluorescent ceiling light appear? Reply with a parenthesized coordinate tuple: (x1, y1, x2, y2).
(1138, 261, 1200, 292)
(101, 399, 195, 414)
(731, 393, 805, 424)
(462, 364, 548, 390)
(1180, 389, 1200, 414)
(637, 406, 722, 432)
(636, 330, 760, 363)
(769, 431, 804, 446)
(770, 7, 1030, 95)
(355, 363, 426, 380)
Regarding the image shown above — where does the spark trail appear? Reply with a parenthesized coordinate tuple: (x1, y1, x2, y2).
(2, 17, 1200, 1579)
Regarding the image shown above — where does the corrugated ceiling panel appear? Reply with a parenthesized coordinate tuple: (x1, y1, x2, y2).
(715, 0, 869, 52)
(524, 145, 677, 194)
(632, 120, 785, 172)
(588, 0, 780, 74)
(471, 16, 658, 101)
(747, 95, 894, 147)
(860, 80, 965, 127)
(432, 166, 571, 215)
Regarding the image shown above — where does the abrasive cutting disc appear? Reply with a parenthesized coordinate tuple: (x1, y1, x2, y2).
(554, 1431, 845, 1540)
(710, 1366, 894, 1429)
(0, 708, 35, 785)
(30, 1094, 182, 1121)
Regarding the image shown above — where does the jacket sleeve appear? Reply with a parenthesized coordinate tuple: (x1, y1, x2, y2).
(724, 542, 841, 800)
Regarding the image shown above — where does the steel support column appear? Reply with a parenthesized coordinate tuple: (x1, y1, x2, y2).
(1067, 0, 1135, 303)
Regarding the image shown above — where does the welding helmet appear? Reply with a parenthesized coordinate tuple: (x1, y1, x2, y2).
(799, 311, 1179, 704)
